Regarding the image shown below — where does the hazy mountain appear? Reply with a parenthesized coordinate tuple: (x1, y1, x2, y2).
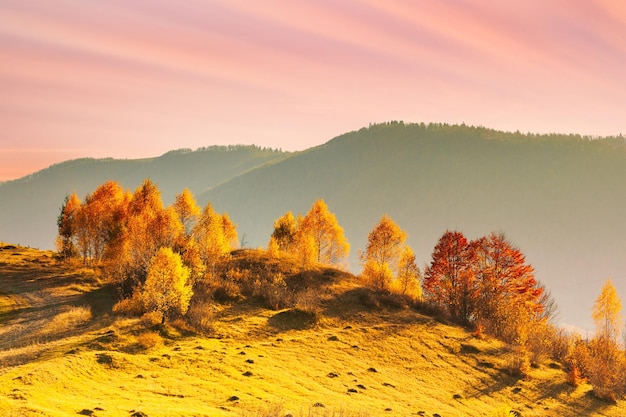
(199, 123, 626, 332)
(0, 145, 289, 251)
(3, 122, 626, 331)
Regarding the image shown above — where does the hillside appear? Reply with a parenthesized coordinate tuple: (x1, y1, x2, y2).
(0, 145, 288, 251)
(1, 245, 626, 416)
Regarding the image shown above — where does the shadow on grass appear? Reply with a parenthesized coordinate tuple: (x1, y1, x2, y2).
(268, 308, 317, 331)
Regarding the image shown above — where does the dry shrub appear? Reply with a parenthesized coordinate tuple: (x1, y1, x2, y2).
(294, 288, 320, 313)
(112, 290, 144, 316)
(42, 306, 92, 337)
(567, 362, 584, 387)
(213, 280, 243, 302)
(254, 273, 293, 310)
(506, 345, 531, 378)
(586, 337, 625, 402)
(186, 301, 216, 335)
(136, 331, 162, 350)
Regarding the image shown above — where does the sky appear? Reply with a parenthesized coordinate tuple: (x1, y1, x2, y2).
(1, 0, 626, 181)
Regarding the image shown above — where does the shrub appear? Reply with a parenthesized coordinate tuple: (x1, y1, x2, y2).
(186, 301, 216, 335)
(113, 290, 144, 316)
(254, 273, 293, 310)
(136, 331, 162, 350)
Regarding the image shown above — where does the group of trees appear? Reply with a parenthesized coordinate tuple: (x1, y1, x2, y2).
(269, 199, 350, 268)
(57, 179, 237, 322)
(359, 215, 421, 299)
(423, 231, 545, 341)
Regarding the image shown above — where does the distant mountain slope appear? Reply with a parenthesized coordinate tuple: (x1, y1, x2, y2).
(0, 145, 288, 251)
(200, 123, 626, 331)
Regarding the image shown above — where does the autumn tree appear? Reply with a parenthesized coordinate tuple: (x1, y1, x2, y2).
(470, 233, 543, 340)
(56, 192, 82, 259)
(593, 279, 622, 341)
(359, 215, 419, 294)
(395, 246, 422, 300)
(423, 230, 475, 323)
(298, 199, 349, 266)
(142, 247, 193, 324)
(173, 188, 200, 238)
(271, 211, 297, 253)
(586, 279, 625, 401)
(117, 180, 183, 294)
(192, 203, 238, 278)
(74, 181, 128, 266)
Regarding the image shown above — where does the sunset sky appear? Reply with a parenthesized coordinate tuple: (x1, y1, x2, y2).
(2, 0, 626, 181)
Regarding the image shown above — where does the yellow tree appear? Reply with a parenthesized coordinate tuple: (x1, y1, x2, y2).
(593, 279, 622, 341)
(271, 211, 297, 253)
(119, 180, 183, 294)
(360, 215, 408, 292)
(588, 279, 625, 401)
(192, 203, 238, 278)
(142, 247, 193, 324)
(395, 246, 422, 299)
(299, 199, 349, 266)
(173, 188, 200, 237)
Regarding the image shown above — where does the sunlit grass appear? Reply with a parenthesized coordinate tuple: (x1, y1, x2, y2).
(1, 246, 626, 416)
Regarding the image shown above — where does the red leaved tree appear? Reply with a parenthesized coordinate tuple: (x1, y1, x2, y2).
(423, 230, 476, 323)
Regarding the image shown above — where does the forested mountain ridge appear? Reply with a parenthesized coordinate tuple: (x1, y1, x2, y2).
(2, 122, 626, 331)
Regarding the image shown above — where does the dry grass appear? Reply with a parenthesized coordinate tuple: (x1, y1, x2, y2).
(1, 246, 625, 416)
(39, 306, 92, 338)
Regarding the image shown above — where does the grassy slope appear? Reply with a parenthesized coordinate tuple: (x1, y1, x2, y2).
(0, 245, 624, 417)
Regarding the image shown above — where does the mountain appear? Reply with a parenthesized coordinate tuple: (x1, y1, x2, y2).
(0, 145, 289, 250)
(199, 123, 626, 332)
(2, 122, 626, 332)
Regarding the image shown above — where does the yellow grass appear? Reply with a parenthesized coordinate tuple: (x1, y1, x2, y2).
(1, 245, 625, 416)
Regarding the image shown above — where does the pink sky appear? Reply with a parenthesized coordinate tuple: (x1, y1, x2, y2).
(1, 0, 626, 181)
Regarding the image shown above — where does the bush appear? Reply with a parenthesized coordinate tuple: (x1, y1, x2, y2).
(136, 331, 162, 350)
(186, 301, 216, 335)
(113, 290, 144, 316)
(254, 273, 293, 310)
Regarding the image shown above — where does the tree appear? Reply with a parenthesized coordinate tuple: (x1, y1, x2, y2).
(470, 233, 543, 339)
(396, 246, 422, 299)
(116, 181, 183, 294)
(192, 203, 238, 278)
(56, 192, 82, 259)
(299, 199, 349, 266)
(142, 247, 193, 324)
(423, 230, 475, 323)
(74, 181, 127, 266)
(173, 188, 200, 237)
(271, 211, 297, 253)
(592, 279, 622, 341)
(359, 215, 409, 292)
(587, 280, 625, 401)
